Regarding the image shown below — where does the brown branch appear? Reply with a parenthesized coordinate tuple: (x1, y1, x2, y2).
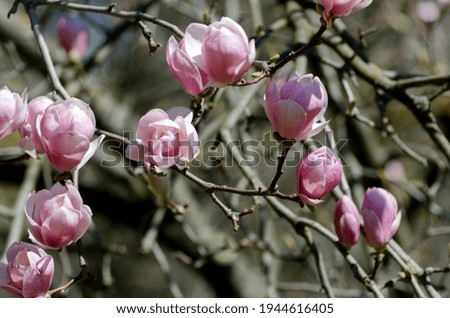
(24, 0, 185, 38)
(11, 0, 70, 99)
(324, 22, 450, 164)
(236, 23, 328, 86)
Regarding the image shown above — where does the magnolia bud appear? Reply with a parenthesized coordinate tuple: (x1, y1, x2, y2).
(296, 147, 343, 206)
(334, 196, 361, 248)
(362, 187, 401, 249)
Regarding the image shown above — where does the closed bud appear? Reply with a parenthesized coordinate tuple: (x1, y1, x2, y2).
(334, 196, 361, 248)
(57, 16, 89, 58)
(362, 187, 401, 249)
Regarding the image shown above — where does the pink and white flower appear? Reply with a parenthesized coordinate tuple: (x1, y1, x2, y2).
(0, 242, 54, 298)
(37, 97, 104, 171)
(313, 0, 373, 25)
(125, 107, 200, 169)
(264, 72, 328, 141)
(25, 180, 92, 250)
(296, 147, 343, 205)
(166, 17, 255, 92)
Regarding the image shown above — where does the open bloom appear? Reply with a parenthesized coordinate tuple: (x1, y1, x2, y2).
(19, 94, 54, 157)
(334, 196, 361, 248)
(38, 97, 104, 171)
(125, 107, 200, 169)
(57, 16, 89, 57)
(0, 242, 54, 298)
(0, 86, 27, 140)
(296, 147, 342, 205)
(361, 187, 401, 249)
(314, 0, 373, 25)
(25, 180, 92, 250)
(264, 72, 328, 141)
(166, 17, 255, 91)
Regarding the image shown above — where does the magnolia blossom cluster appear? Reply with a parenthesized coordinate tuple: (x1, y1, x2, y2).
(166, 17, 255, 96)
(0, 6, 394, 298)
(261, 69, 400, 249)
(0, 180, 93, 297)
(333, 188, 401, 249)
(262, 71, 340, 205)
(0, 87, 99, 297)
(0, 86, 104, 172)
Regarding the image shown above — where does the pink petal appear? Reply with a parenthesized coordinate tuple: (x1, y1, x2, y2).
(46, 133, 91, 171)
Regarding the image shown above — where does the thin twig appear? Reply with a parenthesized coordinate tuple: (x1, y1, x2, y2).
(152, 242, 184, 298)
(323, 25, 450, 164)
(27, 0, 184, 38)
(216, 143, 383, 295)
(385, 245, 427, 298)
(266, 139, 295, 193)
(18, 1, 70, 99)
(297, 224, 335, 297)
(140, 207, 167, 254)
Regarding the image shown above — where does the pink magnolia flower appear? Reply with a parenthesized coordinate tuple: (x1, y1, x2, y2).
(334, 196, 361, 248)
(199, 17, 256, 86)
(296, 147, 343, 206)
(314, 0, 373, 25)
(0, 86, 27, 140)
(264, 72, 328, 141)
(25, 180, 92, 250)
(125, 107, 200, 169)
(57, 16, 89, 57)
(38, 97, 104, 171)
(0, 242, 54, 298)
(19, 94, 55, 157)
(361, 187, 401, 249)
(167, 17, 255, 90)
(166, 30, 210, 96)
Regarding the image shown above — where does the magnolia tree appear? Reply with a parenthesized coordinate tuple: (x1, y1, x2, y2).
(0, 0, 449, 298)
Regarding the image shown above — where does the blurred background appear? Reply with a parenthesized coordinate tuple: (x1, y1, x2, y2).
(0, 0, 449, 297)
